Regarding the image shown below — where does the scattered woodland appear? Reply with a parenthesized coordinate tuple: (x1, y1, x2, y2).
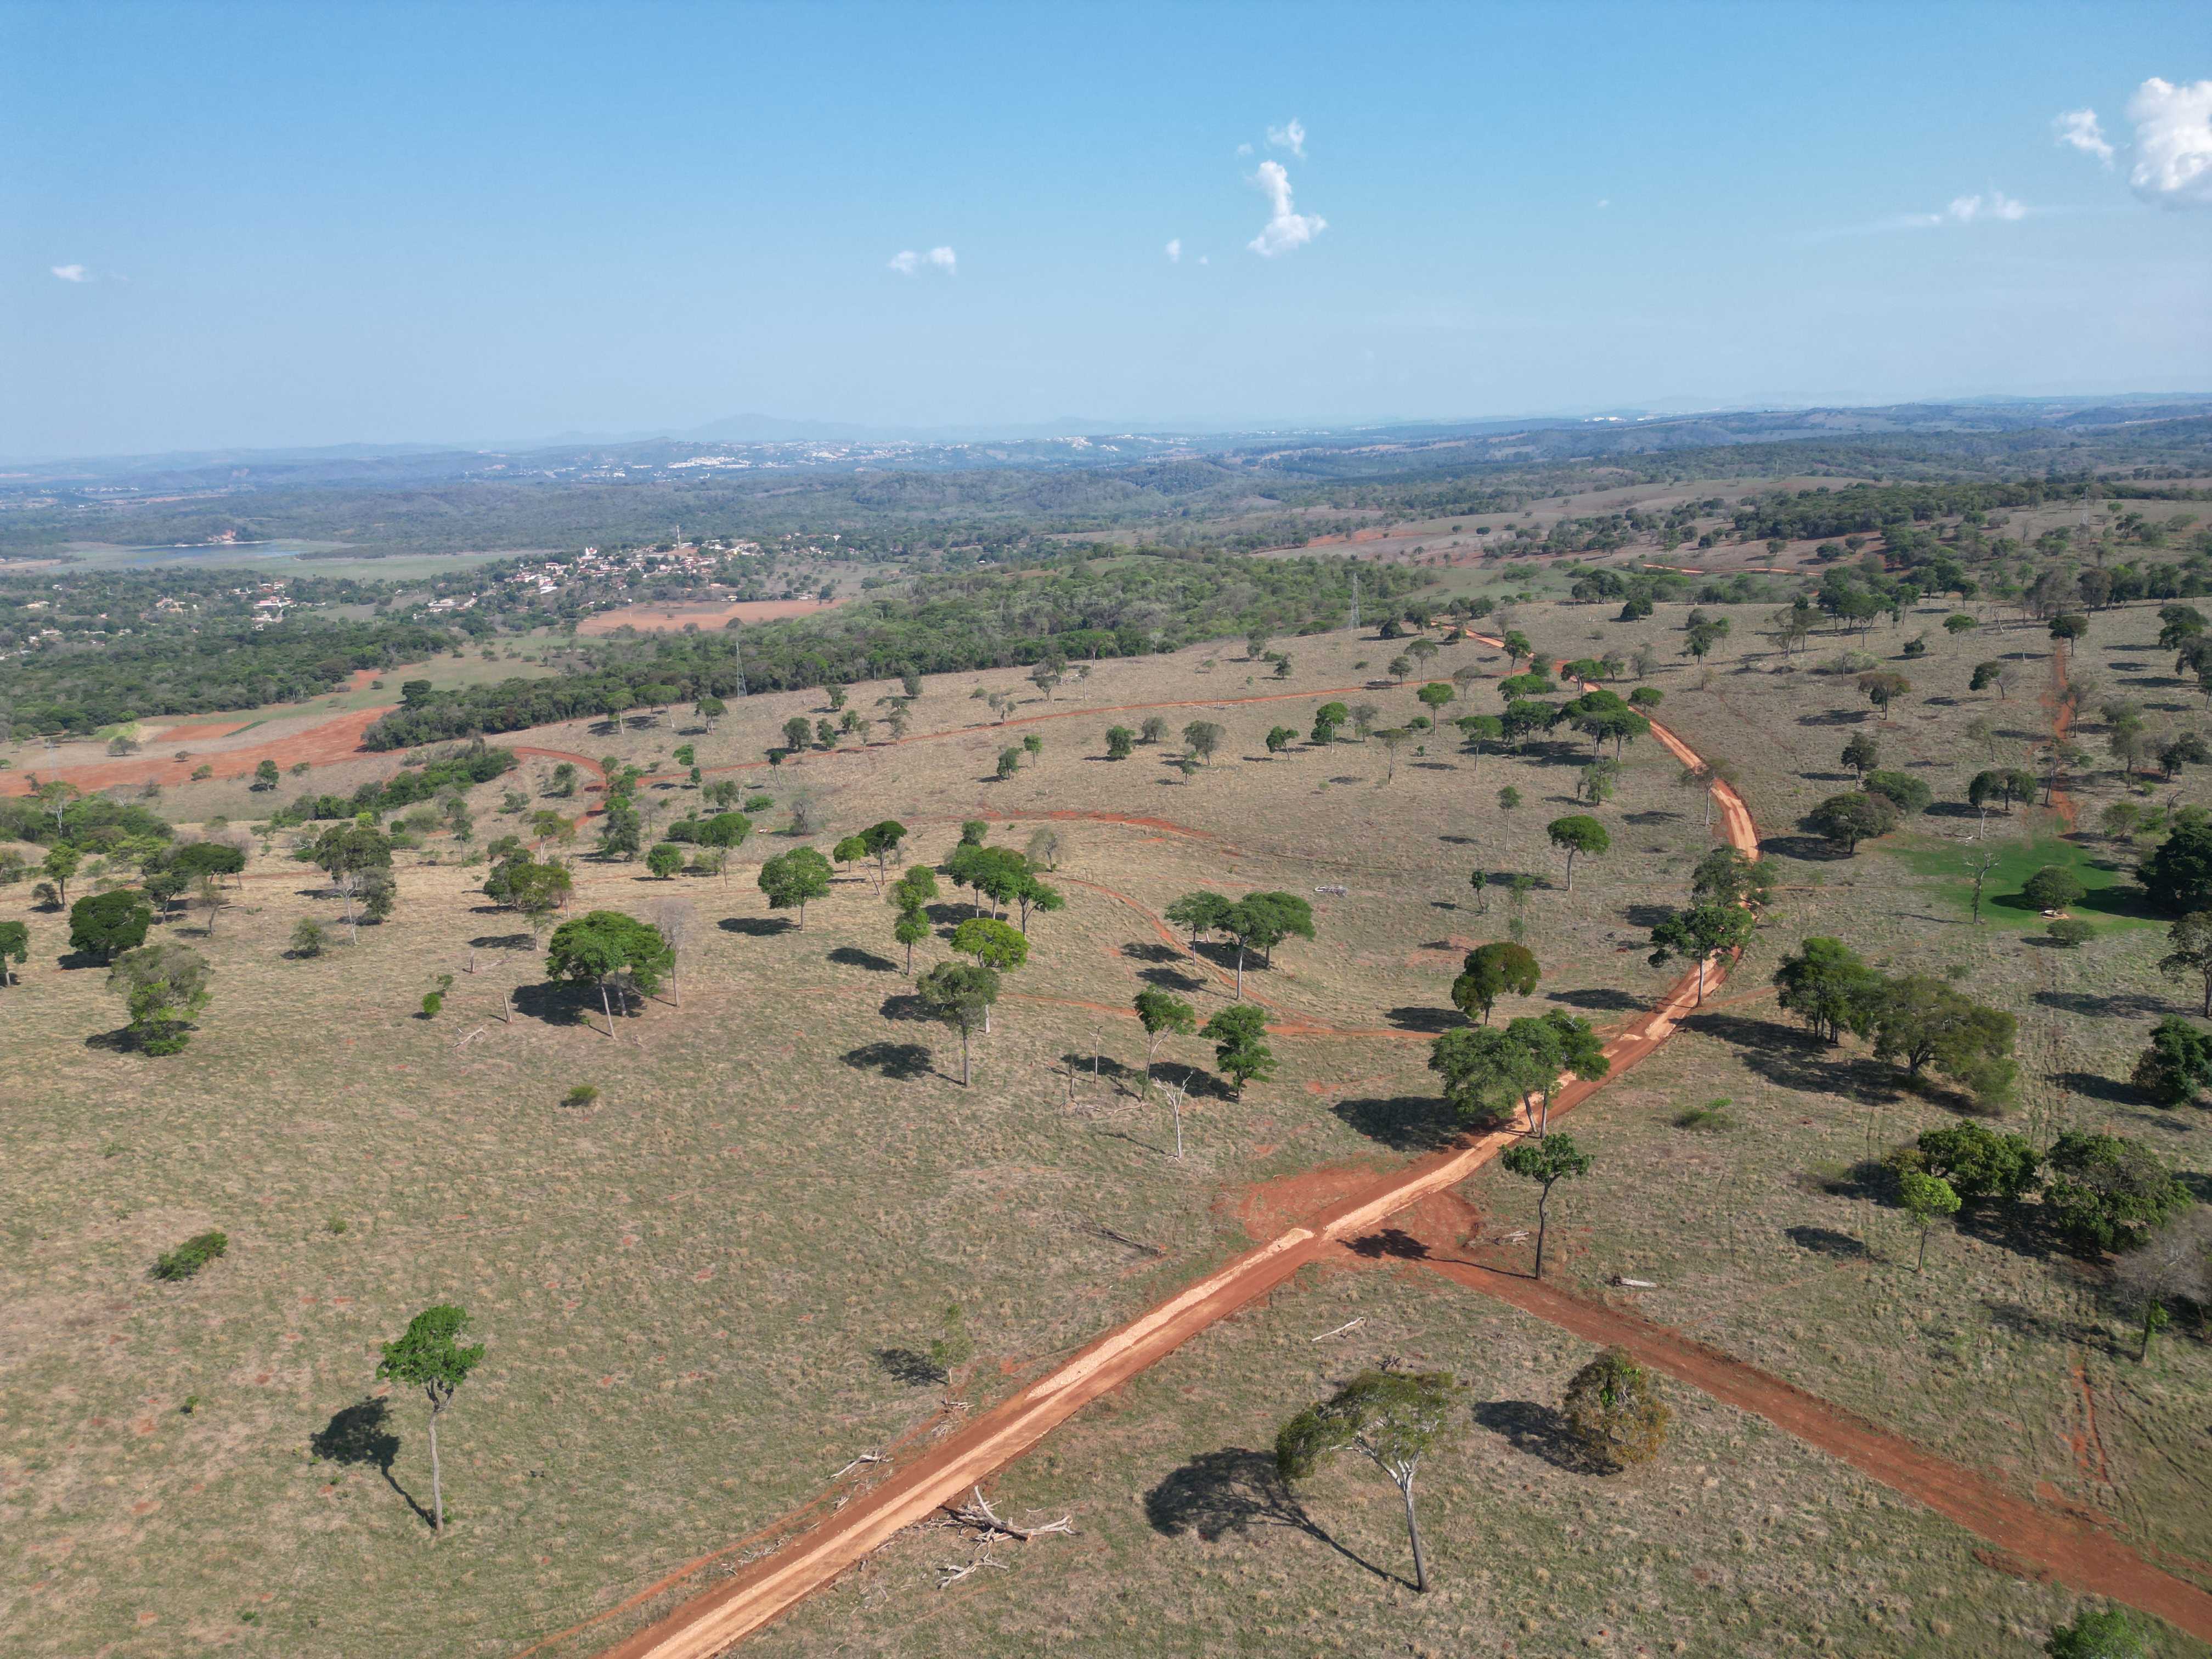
(4, 420, 2212, 1659)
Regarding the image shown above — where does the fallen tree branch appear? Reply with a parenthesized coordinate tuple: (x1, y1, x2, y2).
(946, 1486, 1074, 1542)
(1310, 1317, 1365, 1342)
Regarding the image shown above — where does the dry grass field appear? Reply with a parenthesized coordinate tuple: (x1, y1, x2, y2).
(4, 596, 2209, 1658)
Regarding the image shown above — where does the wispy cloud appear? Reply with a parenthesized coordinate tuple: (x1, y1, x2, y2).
(1247, 160, 1326, 258)
(1940, 191, 2027, 223)
(1235, 141, 1252, 157)
(50, 263, 90, 283)
(888, 246, 957, 276)
(2054, 108, 2114, 166)
(1164, 238, 1182, 263)
(1265, 118, 1306, 160)
(2128, 77, 2212, 208)
(1808, 189, 2033, 240)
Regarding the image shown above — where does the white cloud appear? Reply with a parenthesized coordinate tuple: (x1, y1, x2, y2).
(1945, 190, 2027, 223)
(1165, 238, 1182, 263)
(1246, 160, 1326, 258)
(1235, 142, 1252, 157)
(2054, 107, 2114, 166)
(888, 246, 957, 276)
(1595, 198, 1611, 209)
(1265, 118, 1306, 159)
(50, 263, 89, 283)
(2126, 77, 2212, 208)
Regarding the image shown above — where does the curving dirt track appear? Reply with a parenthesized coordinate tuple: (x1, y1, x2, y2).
(1406, 1255, 2212, 1641)
(594, 703, 1752, 1659)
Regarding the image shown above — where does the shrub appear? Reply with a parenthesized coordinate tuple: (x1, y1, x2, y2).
(743, 794, 774, 814)
(154, 1230, 229, 1282)
(421, 992, 443, 1017)
(1861, 770, 1932, 815)
(562, 1085, 599, 1108)
(1562, 1347, 1670, 1470)
(2132, 1016, 2212, 1107)
(1672, 1098, 1733, 1130)
(1914, 1122, 2039, 1203)
(290, 918, 328, 958)
(2043, 1132, 2191, 1252)
(2021, 865, 2087, 912)
(2046, 918, 2095, 947)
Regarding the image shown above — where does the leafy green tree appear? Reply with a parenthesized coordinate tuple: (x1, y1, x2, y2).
(2145, 821, 2212, 917)
(0, 919, 27, 987)
(1134, 988, 1197, 1094)
(1840, 732, 1880, 777)
(1869, 974, 2016, 1101)
(1221, 891, 1315, 998)
(1500, 1131, 1592, 1277)
(1310, 701, 1349, 744)
(2021, 865, 2086, 912)
(950, 918, 1028, 1030)
(1646, 900, 1755, 1003)
(1182, 720, 1224, 765)
(544, 910, 672, 1032)
(289, 917, 328, 958)
(1453, 713, 1502, 770)
(596, 793, 643, 860)
(2133, 1015, 2212, 1106)
(108, 941, 210, 1055)
(1773, 936, 1879, 1043)
(1264, 725, 1297, 757)
(855, 819, 907, 885)
(1201, 1002, 1274, 1093)
(1276, 1369, 1461, 1593)
(1562, 1347, 1671, 1471)
(1545, 815, 1610, 891)
(1416, 682, 1454, 717)
(1913, 1123, 2039, 1203)
(915, 960, 997, 1085)
(2045, 1608, 2149, 1659)
(1807, 790, 1900, 854)
(1689, 846, 1770, 909)
(1857, 670, 1911, 720)
(692, 810, 753, 882)
(781, 714, 812, 754)
(995, 747, 1022, 781)
(70, 888, 152, 963)
(2158, 911, 2212, 1015)
(645, 843, 684, 879)
(1165, 890, 1234, 955)
(1452, 941, 1539, 1024)
(252, 758, 281, 791)
(757, 846, 833, 927)
(376, 1305, 484, 1536)
(1104, 725, 1135, 760)
(1139, 715, 1169, 744)
(1898, 1170, 1961, 1271)
(1429, 1024, 1547, 1126)
(2045, 1131, 2192, 1255)
(41, 844, 79, 908)
(1860, 770, 1931, 816)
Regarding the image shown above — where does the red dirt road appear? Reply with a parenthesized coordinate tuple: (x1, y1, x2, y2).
(1407, 1255, 2212, 1641)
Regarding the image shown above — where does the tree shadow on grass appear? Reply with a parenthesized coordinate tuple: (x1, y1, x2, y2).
(83, 1026, 140, 1053)
(1472, 1400, 1590, 1472)
(1681, 1011, 1901, 1105)
(872, 1347, 947, 1387)
(509, 981, 593, 1026)
(1333, 1093, 1463, 1154)
(1144, 1448, 1408, 1588)
(1121, 941, 1184, 964)
(843, 1041, 934, 1081)
(1385, 1005, 1462, 1034)
(1784, 1226, 1871, 1260)
(1620, 902, 1674, 929)
(311, 1398, 432, 1528)
(828, 946, 899, 973)
(1982, 1298, 2126, 1358)
(1141, 966, 1209, 993)
(469, 933, 534, 952)
(720, 916, 796, 938)
(1547, 987, 1645, 1012)
(1758, 834, 1853, 864)
(878, 993, 933, 1024)
(2052, 1068, 2141, 1105)
(2035, 988, 2173, 1019)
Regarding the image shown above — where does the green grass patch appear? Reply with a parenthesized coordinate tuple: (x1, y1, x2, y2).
(1886, 831, 2160, 930)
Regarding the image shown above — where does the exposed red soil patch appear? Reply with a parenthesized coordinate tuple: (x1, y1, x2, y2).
(2045, 642, 2080, 832)
(0, 706, 394, 799)
(578, 597, 847, 636)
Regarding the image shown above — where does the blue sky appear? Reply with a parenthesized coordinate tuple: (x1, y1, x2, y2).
(4, 1, 2207, 458)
